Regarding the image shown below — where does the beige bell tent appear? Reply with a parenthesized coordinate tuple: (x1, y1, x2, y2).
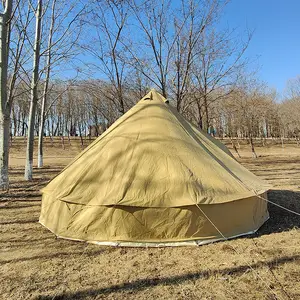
(39, 89, 270, 246)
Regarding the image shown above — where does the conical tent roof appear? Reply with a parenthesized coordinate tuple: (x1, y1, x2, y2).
(40, 90, 270, 246)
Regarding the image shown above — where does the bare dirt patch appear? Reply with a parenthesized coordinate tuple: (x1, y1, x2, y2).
(0, 138, 299, 299)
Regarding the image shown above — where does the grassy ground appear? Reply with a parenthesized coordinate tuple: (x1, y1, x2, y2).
(0, 137, 299, 299)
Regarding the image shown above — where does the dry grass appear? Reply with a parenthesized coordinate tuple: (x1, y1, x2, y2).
(0, 137, 299, 300)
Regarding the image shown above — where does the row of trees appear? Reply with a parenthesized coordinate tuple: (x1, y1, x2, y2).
(0, 0, 84, 187)
(0, 0, 298, 188)
(10, 78, 299, 140)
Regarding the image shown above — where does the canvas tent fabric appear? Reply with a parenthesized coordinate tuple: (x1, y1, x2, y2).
(39, 89, 270, 246)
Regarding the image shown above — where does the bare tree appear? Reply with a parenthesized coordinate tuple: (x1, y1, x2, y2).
(0, 0, 13, 189)
(127, 0, 178, 97)
(279, 97, 300, 142)
(37, 0, 84, 168)
(285, 75, 300, 99)
(171, 0, 222, 111)
(83, 0, 129, 114)
(24, 0, 42, 180)
(37, 0, 55, 168)
(189, 28, 252, 132)
(219, 77, 275, 158)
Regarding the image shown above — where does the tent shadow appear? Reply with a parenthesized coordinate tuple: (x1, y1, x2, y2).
(0, 219, 38, 226)
(0, 248, 108, 265)
(252, 189, 300, 237)
(35, 254, 300, 300)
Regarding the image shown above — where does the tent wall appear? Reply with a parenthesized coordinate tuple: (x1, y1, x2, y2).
(40, 192, 268, 244)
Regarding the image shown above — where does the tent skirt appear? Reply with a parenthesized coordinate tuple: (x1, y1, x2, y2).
(39, 192, 269, 246)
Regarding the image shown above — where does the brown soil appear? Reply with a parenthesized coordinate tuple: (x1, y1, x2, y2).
(0, 138, 299, 299)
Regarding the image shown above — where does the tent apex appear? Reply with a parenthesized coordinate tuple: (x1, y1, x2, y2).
(141, 89, 168, 104)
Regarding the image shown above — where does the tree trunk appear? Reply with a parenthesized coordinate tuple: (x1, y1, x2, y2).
(25, 0, 42, 180)
(49, 134, 53, 147)
(0, 0, 13, 189)
(22, 117, 27, 136)
(198, 117, 203, 130)
(203, 94, 209, 133)
(161, 84, 167, 99)
(249, 136, 257, 158)
(230, 137, 241, 158)
(47, 119, 50, 136)
(78, 123, 84, 149)
(196, 101, 203, 130)
(12, 106, 16, 136)
(53, 119, 59, 136)
(16, 110, 20, 136)
(25, 99, 38, 180)
(61, 135, 65, 149)
(37, 108, 45, 167)
(38, 29, 52, 168)
(0, 115, 10, 189)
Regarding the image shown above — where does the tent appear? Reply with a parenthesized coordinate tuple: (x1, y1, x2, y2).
(39, 89, 270, 246)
